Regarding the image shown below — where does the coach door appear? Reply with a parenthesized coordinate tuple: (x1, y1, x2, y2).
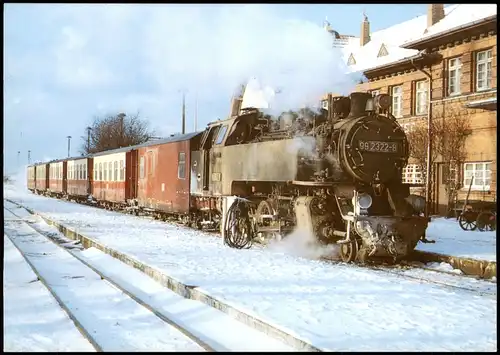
(200, 125, 221, 191)
(126, 150, 139, 200)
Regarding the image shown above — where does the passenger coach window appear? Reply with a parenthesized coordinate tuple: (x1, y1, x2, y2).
(114, 161, 118, 181)
(140, 157, 145, 179)
(104, 162, 108, 181)
(120, 160, 124, 181)
(94, 164, 97, 180)
(178, 152, 186, 179)
(215, 125, 228, 145)
(99, 163, 103, 181)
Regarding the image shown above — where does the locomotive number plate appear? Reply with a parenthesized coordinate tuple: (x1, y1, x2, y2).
(358, 140, 398, 153)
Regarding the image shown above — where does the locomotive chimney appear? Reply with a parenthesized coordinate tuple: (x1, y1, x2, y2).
(360, 13, 371, 46)
(427, 4, 445, 28)
(348, 92, 372, 117)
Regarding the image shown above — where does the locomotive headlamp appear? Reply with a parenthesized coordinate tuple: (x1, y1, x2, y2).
(356, 193, 373, 209)
(374, 94, 391, 110)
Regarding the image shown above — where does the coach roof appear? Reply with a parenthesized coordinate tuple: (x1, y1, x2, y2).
(91, 131, 203, 157)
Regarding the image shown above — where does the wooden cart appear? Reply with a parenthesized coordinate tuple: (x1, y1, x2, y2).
(458, 176, 497, 231)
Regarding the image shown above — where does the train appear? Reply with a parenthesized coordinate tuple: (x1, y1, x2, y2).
(27, 89, 429, 263)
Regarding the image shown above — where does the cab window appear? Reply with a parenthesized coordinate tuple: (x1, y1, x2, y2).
(215, 125, 228, 145)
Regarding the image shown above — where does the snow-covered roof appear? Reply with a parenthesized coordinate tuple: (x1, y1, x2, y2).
(342, 4, 497, 74)
(404, 4, 497, 46)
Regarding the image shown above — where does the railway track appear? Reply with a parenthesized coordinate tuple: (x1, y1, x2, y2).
(6, 197, 496, 301)
(4, 206, 213, 352)
(3, 202, 297, 352)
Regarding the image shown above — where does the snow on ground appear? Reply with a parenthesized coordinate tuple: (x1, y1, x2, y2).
(3, 234, 95, 352)
(4, 215, 204, 352)
(3, 185, 498, 351)
(419, 217, 497, 262)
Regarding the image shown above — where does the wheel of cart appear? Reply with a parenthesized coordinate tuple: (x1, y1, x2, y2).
(458, 206, 478, 231)
(475, 202, 497, 232)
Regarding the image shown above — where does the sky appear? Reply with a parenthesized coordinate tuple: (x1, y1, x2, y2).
(3, 3, 430, 174)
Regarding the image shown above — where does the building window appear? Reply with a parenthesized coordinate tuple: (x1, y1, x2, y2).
(321, 99, 328, 110)
(464, 162, 491, 191)
(402, 164, 424, 184)
(415, 80, 428, 115)
(448, 57, 461, 96)
(371, 90, 380, 97)
(114, 161, 118, 181)
(140, 156, 145, 179)
(476, 49, 492, 91)
(178, 152, 186, 179)
(120, 160, 125, 181)
(391, 85, 403, 118)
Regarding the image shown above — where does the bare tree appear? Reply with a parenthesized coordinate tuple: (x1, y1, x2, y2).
(80, 112, 155, 155)
(406, 108, 472, 216)
(433, 108, 472, 215)
(406, 120, 439, 200)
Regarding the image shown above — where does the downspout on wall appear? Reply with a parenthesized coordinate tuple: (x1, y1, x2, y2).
(410, 55, 433, 217)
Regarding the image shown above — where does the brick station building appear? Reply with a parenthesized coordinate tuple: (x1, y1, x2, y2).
(322, 4, 497, 215)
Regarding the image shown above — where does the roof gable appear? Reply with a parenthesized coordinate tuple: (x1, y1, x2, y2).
(347, 53, 356, 66)
(377, 44, 389, 58)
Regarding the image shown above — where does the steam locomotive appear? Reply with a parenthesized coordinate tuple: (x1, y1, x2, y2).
(202, 91, 429, 263)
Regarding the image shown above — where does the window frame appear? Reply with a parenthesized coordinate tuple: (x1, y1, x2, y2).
(140, 156, 145, 179)
(391, 85, 403, 118)
(415, 80, 428, 116)
(463, 162, 491, 191)
(476, 49, 492, 91)
(177, 152, 186, 180)
(402, 164, 424, 184)
(448, 57, 462, 96)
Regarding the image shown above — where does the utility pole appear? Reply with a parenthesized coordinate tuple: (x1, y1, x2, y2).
(67, 136, 72, 157)
(194, 92, 198, 132)
(117, 113, 126, 147)
(182, 92, 186, 135)
(28, 150, 31, 164)
(86, 127, 92, 153)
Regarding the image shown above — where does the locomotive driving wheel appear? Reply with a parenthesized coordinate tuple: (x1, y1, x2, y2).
(339, 238, 359, 263)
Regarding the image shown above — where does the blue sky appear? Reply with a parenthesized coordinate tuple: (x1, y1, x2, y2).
(4, 3, 429, 174)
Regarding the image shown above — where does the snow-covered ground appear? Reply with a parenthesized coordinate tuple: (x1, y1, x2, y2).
(4, 211, 205, 352)
(419, 217, 496, 261)
(3, 230, 95, 352)
(4, 203, 295, 352)
(3, 183, 497, 351)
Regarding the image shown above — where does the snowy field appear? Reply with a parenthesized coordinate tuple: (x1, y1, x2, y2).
(4, 183, 497, 351)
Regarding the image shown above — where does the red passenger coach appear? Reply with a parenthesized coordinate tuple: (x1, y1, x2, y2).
(35, 162, 49, 193)
(48, 159, 67, 196)
(27, 165, 36, 191)
(136, 132, 202, 216)
(67, 156, 93, 201)
(92, 148, 131, 208)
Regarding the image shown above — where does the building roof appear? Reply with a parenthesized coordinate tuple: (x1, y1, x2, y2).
(342, 4, 497, 74)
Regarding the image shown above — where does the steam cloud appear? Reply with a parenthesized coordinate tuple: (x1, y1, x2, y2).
(268, 227, 339, 260)
(144, 4, 360, 113)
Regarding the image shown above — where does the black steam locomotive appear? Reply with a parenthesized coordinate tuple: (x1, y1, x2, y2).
(198, 91, 428, 263)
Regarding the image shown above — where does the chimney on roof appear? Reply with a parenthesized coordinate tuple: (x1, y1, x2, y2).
(427, 4, 445, 28)
(360, 13, 370, 46)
